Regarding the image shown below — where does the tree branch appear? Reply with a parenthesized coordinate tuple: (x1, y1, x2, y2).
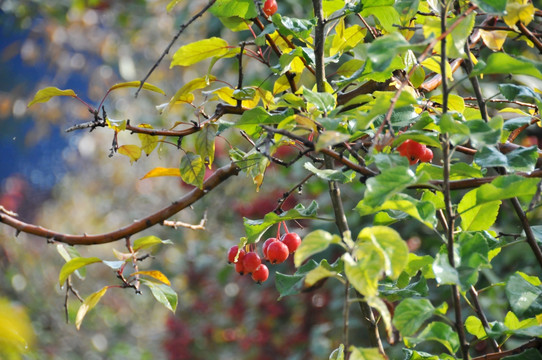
(0, 163, 240, 245)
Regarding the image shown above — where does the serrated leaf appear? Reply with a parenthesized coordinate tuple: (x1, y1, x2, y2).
(294, 230, 341, 267)
(75, 286, 108, 330)
(171, 37, 230, 67)
(141, 279, 178, 312)
(118, 145, 142, 164)
(137, 124, 158, 155)
(465, 316, 486, 339)
(405, 322, 460, 354)
(28, 87, 76, 107)
(393, 298, 435, 336)
(131, 270, 171, 286)
(180, 152, 205, 188)
(432, 251, 459, 286)
(141, 167, 181, 180)
(363, 166, 417, 207)
(304, 259, 343, 287)
(108, 81, 166, 96)
(344, 247, 383, 298)
(133, 235, 173, 252)
(474, 145, 538, 172)
(243, 201, 322, 244)
(458, 189, 501, 231)
(275, 260, 319, 299)
(475, 175, 540, 205)
(59, 257, 102, 286)
(367, 32, 411, 72)
(195, 124, 216, 168)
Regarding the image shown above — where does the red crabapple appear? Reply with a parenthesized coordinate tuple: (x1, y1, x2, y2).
(251, 264, 269, 284)
(280, 232, 301, 253)
(267, 241, 289, 264)
(242, 252, 262, 274)
(228, 245, 245, 264)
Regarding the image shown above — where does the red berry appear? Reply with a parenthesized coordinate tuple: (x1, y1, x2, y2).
(235, 261, 245, 275)
(397, 139, 426, 165)
(280, 232, 301, 253)
(419, 147, 433, 163)
(263, 0, 277, 16)
(262, 238, 279, 260)
(251, 264, 269, 283)
(228, 245, 246, 264)
(242, 252, 262, 274)
(267, 241, 289, 264)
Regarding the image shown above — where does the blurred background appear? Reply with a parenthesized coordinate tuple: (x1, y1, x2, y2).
(1, 0, 542, 359)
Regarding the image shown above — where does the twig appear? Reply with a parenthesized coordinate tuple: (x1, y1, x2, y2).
(469, 286, 501, 352)
(510, 197, 542, 270)
(471, 339, 542, 360)
(162, 212, 207, 230)
(135, 0, 218, 97)
(0, 163, 240, 245)
(462, 37, 488, 122)
(273, 171, 316, 214)
(517, 22, 542, 54)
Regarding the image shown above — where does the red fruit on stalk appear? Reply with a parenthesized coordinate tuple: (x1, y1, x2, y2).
(227, 245, 245, 264)
(419, 147, 434, 163)
(242, 252, 262, 274)
(263, 0, 277, 16)
(235, 261, 245, 275)
(267, 241, 289, 264)
(251, 264, 269, 284)
(262, 237, 279, 260)
(397, 139, 427, 165)
(280, 232, 301, 253)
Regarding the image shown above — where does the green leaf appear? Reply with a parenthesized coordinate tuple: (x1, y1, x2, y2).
(392, 131, 442, 149)
(59, 257, 102, 286)
(195, 124, 216, 168)
(272, 14, 317, 40)
(367, 32, 411, 72)
(140, 279, 178, 312)
(361, 5, 401, 33)
(356, 193, 437, 228)
(108, 81, 166, 96)
(393, 298, 435, 337)
(457, 232, 490, 269)
(458, 189, 501, 231)
(236, 107, 288, 126)
(294, 230, 341, 267)
(28, 87, 76, 107)
(304, 162, 355, 183)
(329, 344, 345, 360)
(56, 244, 85, 280)
(133, 235, 173, 252)
(405, 322, 460, 354)
(275, 260, 319, 299)
(402, 349, 441, 360)
(349, 346, 387, 360)
(404, 253, 434, 277)
(303, 87, 336, 113)
(344, 248, 383, 298)
(304, 259, 343, 287)
(430, 94, 465, 113)
(380, 276, 428, 301)
(209, 0, 258, 19)
(180, 152, 205, 188)
(367, 296, 393, 340)
(475, 146, 539, 172)
(470, 0, 506, 13)
(315, 131, 351, 151)
(475, 175, 540, 205)
(472, 53, 542, 80)
(465, 316, 486, 339)
(499, 84, 542, 109)
(75, 286, 108, 330)
(243, 201, 322, 245)
(363, 166, 417, 207)
(162, 76, 216, 113)
(506, 272, 542, 317)
(433, 251, 459, 286)
(423, 13, 475, 58)
(171, 37, 230, 67)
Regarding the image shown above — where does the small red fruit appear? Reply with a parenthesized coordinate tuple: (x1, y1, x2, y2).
(263, 0, 277, 17)
(267, 241, 289, 264)
(251, 264, 269, 283)
(281, 232, 301, 253)
(397, 139, 426, 165)
(235, 261, 245, 275)
(419, 147, 433, 163)
(228, 245, 246, 264)
(242, 252, 262, 274)
(262, 238, 279, 260)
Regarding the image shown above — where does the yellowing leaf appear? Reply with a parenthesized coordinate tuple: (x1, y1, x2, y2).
(255, 87, 275, 108)
(108, 81, 166, 96)
(118, 145, 142, 163)
(504, 1, 535, 27)
(273, 73, 300, 94)
(180, 152, 205, 188)
(213, 87, 237, 105)
(421, 56, 453, 80)
(171, 37, 230, 67)
(28, 87, 76, 107)
(106, 118, 126, 131)
(330, 19, 365, 56)
(138, 124, 158, 155)
(130, 270, 171, 285)
(75, 286, 109, 330)
(58, 257, 102, 286)
(165, 76, 217, 113)
(141, 167, 181, 179)
(430, 94, 465, 113)
(479, 30, 508, 51)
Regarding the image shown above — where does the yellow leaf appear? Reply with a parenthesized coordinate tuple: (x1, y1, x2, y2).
(141, 167, 181, 179)
(171, 37, 230, 67)
(106, 118, 126, 131)
(268, 31, 294, 52)
(504, 0, 535, 27)
(294, 114, 318, 132)
(479, 30, 508, 51)
(118, 145, 142, 163)
(273, 73, 301, 94)
(421, 56, 453, 80)
(213, 87, 237, 106)
(130, 270, 171, 286)
(76, 287, 109, 330)
(165, 76, 216, 113)
(28, 87, 76, 107)
(330, 19, 365, 56)
(108, 81, 166, 96)
(137, 124, 158, 155)
(255, 87, 275, 108)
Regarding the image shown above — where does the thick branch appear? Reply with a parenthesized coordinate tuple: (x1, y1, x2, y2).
(0, 163, 240, 245)
(471, 339, 542, 360)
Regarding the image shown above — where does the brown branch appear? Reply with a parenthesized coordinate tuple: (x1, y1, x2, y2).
(471, 339, 542, 360)
(0, 163, 240, 245)
(162, 211, 207, 230)
(469, 286, 501, 353)
(135, 0, 218, 97)
(510, 196, 542, 270)
(517, 22, 542, 54)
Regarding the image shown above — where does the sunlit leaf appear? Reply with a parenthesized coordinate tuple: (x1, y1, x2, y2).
(59, 257, 102, 286)
(180, 152, 205, 188)
(133, 235, 173, 252)
(28, 87, 76, 107)
(479, 30, 508, 51)
(141, 167, 181, 180)
(503, 1, 535, 27)
(195, 124, 216, 168)
(361, 4, 401, 33)
(329, 344, 345, 360)
(405, 322, 460, 354)
(140, 279, 178, 312)
(506, 272, 542, 317)
(304, 162, 355, 183)
(465, 316, 486, 339)
(457, 189, 501, 231)
(171, 37, 230, 67)
(108, 81, 166, 95)
(304, 259, 343, 287)
(344, 247, 383, 298)
(315, 131, 350, 151)
(210, 0, 258, 19)
(137, 124, 158, 155)
(75, 286, 109, 330)
(349, 346, 387, 360)
(472, 53, 542, 80)
(130, 270, 171, 286)
(393, 298, 435, 336)
(118, 145, 142, 164)
(294, 230, 342, 267)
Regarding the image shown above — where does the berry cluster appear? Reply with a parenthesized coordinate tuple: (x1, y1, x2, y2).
(397, 139, 433, 165)
(227, 222, 301, 284)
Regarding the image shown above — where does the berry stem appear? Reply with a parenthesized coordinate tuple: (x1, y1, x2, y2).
(282, 221, 289, 234)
